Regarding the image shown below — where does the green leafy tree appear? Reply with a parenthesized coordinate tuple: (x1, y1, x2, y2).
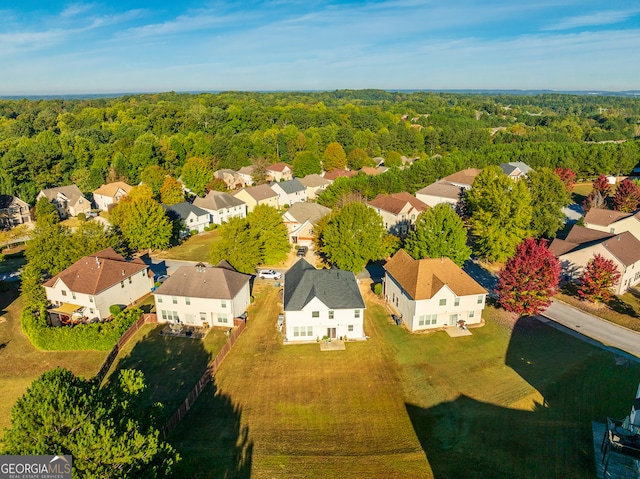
(315, 202, 390, 273)
(384, 151, 403, 168)
(527, 167, 571, 239)
(140, 165, 168, 199)
(466, 165, 532, 262)
(247, 204, 290, 265)
(292, 151, 322, 177)
(347, 148, 373, 170)
(110, 185, 172, 251)
(322, 142, 347, 172)
(404, 203, 471, 266)
(181, 156, 214, 196)
(2, 367, 179, 478)
(160, 176, 185, 205)
(34, 197, 59, 224)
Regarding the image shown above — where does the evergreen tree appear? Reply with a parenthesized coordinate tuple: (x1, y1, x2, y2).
(496, 238, 561, 316)
(527, 167, 571, 239)
(466, 166, 532, 262)
(404, 203, 471, 266)
(578, 254, 621, 303)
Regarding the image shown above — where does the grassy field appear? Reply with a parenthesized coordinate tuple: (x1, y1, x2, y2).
(0, 283, 107, 436)
(168, 283, 640, 478)
(153, 230, 220, 262)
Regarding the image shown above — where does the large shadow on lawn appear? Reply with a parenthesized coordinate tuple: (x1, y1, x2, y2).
(407, 316, 640, 479)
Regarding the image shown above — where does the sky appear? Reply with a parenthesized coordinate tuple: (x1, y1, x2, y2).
(1, 0, 639, 95)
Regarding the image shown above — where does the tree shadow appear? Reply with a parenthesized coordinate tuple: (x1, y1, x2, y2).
(170, 380, 253, 479)
(607, 296, 639, 318)
(0, 280, 20, 316)
(407, 316, 640, 478)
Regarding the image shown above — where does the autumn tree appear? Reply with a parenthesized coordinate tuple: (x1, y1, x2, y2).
(495, 238, 561, 316)
(612, 178, 640, 212)
(578, 254, 621, 303)
(292, 151, 322, 177)
(315, 202, 391, 273)
(206, 177, 229, 192)
(2, 367, 179, 477)
(159, 176, 185, 205)
(140, 164, 167, 199)
(181, 156, 214, 196)
(110, 185, 172, 251)
(554, 167, 577, 193)
(593, 174, 613, 199)
(466, 165, 532, 262)
(404, 203, 471, 266)
(322, 142, 347, 172)
(527, 167, 571, 239)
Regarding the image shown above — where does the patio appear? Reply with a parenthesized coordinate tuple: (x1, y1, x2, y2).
(159, 323, 210, 339)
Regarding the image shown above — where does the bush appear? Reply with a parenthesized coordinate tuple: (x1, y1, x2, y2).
(77, 213, 86, 222)
(373, 283, 382, 295)
(21, 307, 142, 351)
(191, 229, 198, 236)
(109, 304, 122, 316)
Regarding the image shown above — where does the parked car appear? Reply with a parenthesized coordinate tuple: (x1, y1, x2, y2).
(296, 246, 308, 257)
(258, 269, 282, 280)
(155, 274, 169, 283)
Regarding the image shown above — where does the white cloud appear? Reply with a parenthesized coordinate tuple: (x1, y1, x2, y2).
(545, 9, 640, 31)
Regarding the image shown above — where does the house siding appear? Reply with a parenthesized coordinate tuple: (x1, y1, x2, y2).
(285, 297, 364, 342)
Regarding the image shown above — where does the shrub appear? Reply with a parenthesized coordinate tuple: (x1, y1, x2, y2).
(77, 213, 86, 222)
(109, 304, 122, 316)
(191, 230, 198, 236)
(373, 283, 382, 295)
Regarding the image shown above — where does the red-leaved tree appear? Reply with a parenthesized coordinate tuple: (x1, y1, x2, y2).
(496, 238, 561, 316)
(593, 174, 613, 198)
(578, 254, 621, 303)
(612, 178, 640, 213)
(554, 167, 577, 193)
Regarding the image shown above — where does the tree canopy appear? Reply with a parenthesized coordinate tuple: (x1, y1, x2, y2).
(527, 167, 571, 239)
(578, 254, 621, 303)
(180, 157, 214, 196)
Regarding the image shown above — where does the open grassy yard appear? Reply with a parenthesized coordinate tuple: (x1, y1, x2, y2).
(0, 283, 107, 436)
(169, 283, 640, 478)
(153, 229, 220, 262)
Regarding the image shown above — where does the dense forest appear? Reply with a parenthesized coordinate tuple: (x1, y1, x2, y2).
(1, 90, 639, 204)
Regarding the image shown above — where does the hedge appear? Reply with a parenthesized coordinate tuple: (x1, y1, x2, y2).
(21, 307, 142, 351)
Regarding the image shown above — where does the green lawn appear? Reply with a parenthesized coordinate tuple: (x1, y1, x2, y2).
(169, 284, 640, 478)
(0, 251, 26, 275)
(153, 230, 220, 262)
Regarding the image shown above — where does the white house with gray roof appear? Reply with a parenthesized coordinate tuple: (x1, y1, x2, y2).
(298, 174, 331, 200)
(283, 259, 365, 342)
(162, 202, 210, 233)
(270, 179, 307, 207)
(193, 191, 247, 224)
(153, 261, 251, 328)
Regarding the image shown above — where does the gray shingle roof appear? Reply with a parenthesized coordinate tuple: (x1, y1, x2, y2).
(193, 191, 245, 211)
(283, 259, 365, 311)
(154, 264, 250, 299)
(284, 202, 331, 224)
(161, 202, 208, 220)
(273, 179, 305, 195)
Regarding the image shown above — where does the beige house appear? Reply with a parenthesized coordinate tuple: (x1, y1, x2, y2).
(37, 185, 91, 219)
(193, 191, 247, 224)
(44, 248, 151, 323)
(367, 192, 429, 236)
(213, 169, 245, 190)
(322, 169, 357, 182)
(266, 162, 293, 182)
(383, 250, 487, 332)
(550, 225, 640, 295)
(92, 182, 132, 212)
(415, 167, 483, 208)
(232, 184, 279, 213)
(583, 208, 640, 240)
(0, 195, 32, 228)
(237, 165, 255, 186)
(298, 174, 331, 200)
(281, 202, 331, 246)
(153, 261, 251, 328)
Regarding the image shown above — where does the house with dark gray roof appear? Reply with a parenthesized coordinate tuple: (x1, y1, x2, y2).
(283, 259, 365, 342)
(153, 261, 251, 328)
(499, 162, 532, 180)
(193, 191, 247, 224)
(162, 201, 211, 233)
(270, 179, 307, 207)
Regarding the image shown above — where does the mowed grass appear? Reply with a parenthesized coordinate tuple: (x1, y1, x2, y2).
(170, 283, 640, 479)
(154, 230, 220, 262)
(0, 283, 107, 436)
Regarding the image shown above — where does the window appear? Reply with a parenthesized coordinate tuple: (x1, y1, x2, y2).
(469, 311, 475, 318)
(89, 308, 94, 314)
(312, 311, 319, 318)
(161, 310, 178, 322)
(200, 312, 206, 323)
(454, 297, 460, 307)
(129, 277, 132, 284)
(89, 296, 94, 303)
(439, 298, 446, 306)
(354, 310, 360, 319)
(329, 310, 334, 319)
(172, 296, 178, 304)
(218, 314, 228, 324)
(307, 326, 313, 336)
(61, 290, 67, 296)
(71, 292, 76, 300)
(477, 295, 484, 304)
(185, 297, 191, 305)
(158, 296, 163, 303)
(610, 227, 615, 233)
(121, 281, 124, 288)
(293, 326, 300, 337)
(221, 300, 227, 308)
(419, 314, 437, 326)
(348, 325, 354, 332)
(431, 315, 437, 325)
(418, 315, 426, 326)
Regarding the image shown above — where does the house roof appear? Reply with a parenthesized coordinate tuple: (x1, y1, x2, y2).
(440, 168, 483, 187)
(39, 185, 85, 203)
(323, 169, 357, 181)
(298, 174, 330, 188)
(267, 162, 291, 173)
(272, 178, 306, 195)
(284, 202, 331, 224)
(153, 263, 250, 299)
(92, 182, 132, 197)
(359, 166, 380, 176)
(234, 184, 278, 201)
(550, 226, 640, 266)
(368, 192, 429, 215)
(584, 207, 633, 227)
(283, 259, 365, 311)
(43, 247, 147, 295)
(193, 191, 245, 211)
(162, 201, 208, 220)
(237, 165, 255, 175)
(549, 225, 614, 256)
(601, 232, 640, 266)
(415, 181, 463, 200)
(0, 195, 27, 209)
(499, 162, 532, 177)
(384, 249, 486, 300)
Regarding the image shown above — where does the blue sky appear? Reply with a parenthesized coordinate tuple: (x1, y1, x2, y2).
(1, 1, 639, 94)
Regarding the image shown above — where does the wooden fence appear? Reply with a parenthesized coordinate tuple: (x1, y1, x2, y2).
(94, 313, 158, 383)
(163, 318, 247, 437)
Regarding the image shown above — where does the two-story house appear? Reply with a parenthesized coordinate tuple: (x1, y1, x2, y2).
(281, 202, 331, 246)
(193, 191, 247, 225)
(162, 202, 211, 234)
(367, 192, 429, 236)
(0, 195, 32, 228)
(37, 185, 91, 219)
(270, 179, 307, 207)
(92, 182, 132, 212)
(233, 184, 279, 213)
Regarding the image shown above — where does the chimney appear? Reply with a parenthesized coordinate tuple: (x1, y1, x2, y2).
(95, 257, 100, 268)
(122, 270, 125, 276)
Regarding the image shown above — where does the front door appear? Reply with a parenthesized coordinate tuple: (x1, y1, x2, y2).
(448, 314, 458, 326)
(327, 328, 336, 339)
